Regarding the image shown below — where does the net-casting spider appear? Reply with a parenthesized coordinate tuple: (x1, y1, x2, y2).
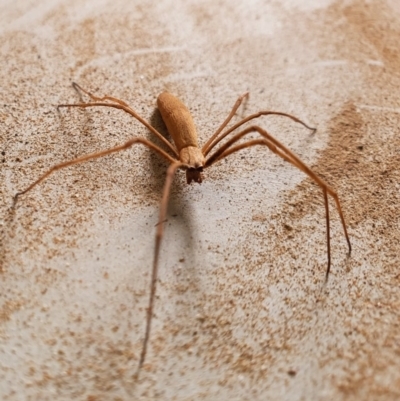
(13, 82, 351, 372)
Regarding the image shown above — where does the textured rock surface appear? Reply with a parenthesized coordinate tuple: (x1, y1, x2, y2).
(1, 1, 399, 400)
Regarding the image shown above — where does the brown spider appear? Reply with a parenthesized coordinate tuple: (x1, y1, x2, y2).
(13, 82, 351, 371)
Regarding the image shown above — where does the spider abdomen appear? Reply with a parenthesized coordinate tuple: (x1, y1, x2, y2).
(157, 92, 199, 152)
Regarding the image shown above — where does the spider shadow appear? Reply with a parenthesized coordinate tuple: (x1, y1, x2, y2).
(147, 107, 200, 306)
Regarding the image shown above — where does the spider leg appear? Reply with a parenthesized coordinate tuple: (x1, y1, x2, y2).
(201, 92, 249, 154)
(138, 161, 184, 371)
(205, 126, 351, 279)
(204, 109, 316, 156)
(58, 84, 179, 158)
(13, 138, 177, 207)
(72, 82, 131, 108)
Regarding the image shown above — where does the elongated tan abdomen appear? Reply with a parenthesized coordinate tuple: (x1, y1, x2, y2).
(157, 92, 199, 152)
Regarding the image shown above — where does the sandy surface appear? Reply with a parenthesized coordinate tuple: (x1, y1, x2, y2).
(1, 0, 400, 400)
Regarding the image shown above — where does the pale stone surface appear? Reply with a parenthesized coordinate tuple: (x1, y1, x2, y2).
(1, 1, 400, 400)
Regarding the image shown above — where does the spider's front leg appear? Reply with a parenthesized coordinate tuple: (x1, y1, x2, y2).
(205, 124, 351, 279)
(138, 161, 185, 371)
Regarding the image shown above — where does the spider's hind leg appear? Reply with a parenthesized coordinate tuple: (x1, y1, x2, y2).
(71, 82, 131, 108)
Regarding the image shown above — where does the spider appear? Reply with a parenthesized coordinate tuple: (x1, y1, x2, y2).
(13, 82, 351, 371)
